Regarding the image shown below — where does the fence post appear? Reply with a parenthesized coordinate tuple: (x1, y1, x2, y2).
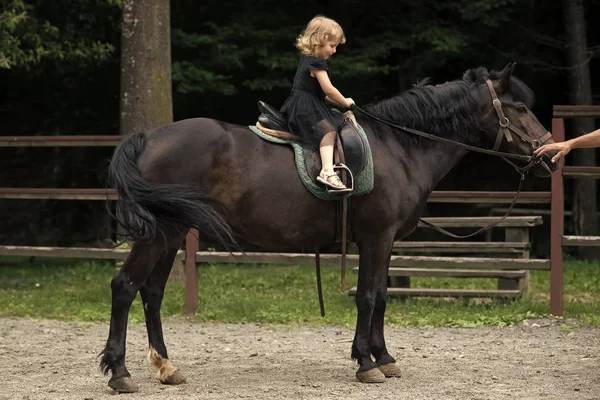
(550, 118, 565, 316)
(185, 229, 199, 315)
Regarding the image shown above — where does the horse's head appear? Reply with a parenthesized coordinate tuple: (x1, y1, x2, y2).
(467, 64, 557, 177)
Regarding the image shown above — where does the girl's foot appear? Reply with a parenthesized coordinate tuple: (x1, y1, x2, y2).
(316, 171, 349, 190)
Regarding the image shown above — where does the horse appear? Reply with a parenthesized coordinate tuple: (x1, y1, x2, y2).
(99, 64, 557, 392)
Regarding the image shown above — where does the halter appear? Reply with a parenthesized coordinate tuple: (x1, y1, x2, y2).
(351, 78, 554, 239)
(485, 79, 553, 152)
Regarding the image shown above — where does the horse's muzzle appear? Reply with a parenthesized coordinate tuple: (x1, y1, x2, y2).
(533, 152, 558, 177)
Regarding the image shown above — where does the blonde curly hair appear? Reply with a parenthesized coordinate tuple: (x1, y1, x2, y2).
(295, 15, 346, 56)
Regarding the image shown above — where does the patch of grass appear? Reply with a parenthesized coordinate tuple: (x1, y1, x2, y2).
(0, 256, 599, 328)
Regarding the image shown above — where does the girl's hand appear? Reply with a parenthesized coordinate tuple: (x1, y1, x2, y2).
(345, 98, 355, 108)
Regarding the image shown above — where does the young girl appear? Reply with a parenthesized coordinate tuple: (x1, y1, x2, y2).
(280, 15, 355, 191)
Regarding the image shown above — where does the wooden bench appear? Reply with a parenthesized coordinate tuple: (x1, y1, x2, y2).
(417, 216, 543, 227)
(350, 216, 545, 299)
(393, 241, 530, 255)
(348, 262, 536, 299)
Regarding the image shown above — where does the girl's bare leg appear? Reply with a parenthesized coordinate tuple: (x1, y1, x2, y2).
(318, 131, 347, 189)
(319, 131, 336, 174)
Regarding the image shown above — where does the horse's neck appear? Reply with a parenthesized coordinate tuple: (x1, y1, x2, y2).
(403, 141, 468, 193)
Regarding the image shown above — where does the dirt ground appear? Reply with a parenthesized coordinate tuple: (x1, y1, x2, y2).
(1, 317, 599, 400)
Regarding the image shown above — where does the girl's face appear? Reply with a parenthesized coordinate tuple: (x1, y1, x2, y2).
(317, 40, 339, 59)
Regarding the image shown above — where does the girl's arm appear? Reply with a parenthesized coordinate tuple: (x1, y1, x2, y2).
(313, 70, 353, 108)
(325, 96, 344, 107)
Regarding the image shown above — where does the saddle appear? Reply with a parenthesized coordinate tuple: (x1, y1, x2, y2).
(256, 101, 367, 189)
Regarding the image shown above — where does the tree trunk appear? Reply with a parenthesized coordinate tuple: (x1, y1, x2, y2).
(120, 0, 173, 134)
(562, 0, 599, 260)
(120, 0, 185, 280)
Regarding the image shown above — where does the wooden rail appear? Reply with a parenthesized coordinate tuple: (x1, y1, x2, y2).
(0, 245, 184, 262)
(364, 267, 528, 279)
(0, 188, 549, 203)
(562, 166, 600, 178)
(552, 105, 600, 118)
(562, 236, 600, 246)
(419, 216, 542, 227)
(0, 136, 121, 147)
(393, 241, 529, 254)
(0, 188, 116, 200)
(194, 251, 550, 270)
(427, 191, 550, 203)
(349, 287, 521, 299)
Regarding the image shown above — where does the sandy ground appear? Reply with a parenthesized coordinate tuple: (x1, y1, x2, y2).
(1, 317, 599, 400)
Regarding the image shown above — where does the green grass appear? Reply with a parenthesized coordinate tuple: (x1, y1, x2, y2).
(0, 256, 599, 328)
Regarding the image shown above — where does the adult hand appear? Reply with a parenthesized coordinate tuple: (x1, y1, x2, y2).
(533, 142, 572, 163)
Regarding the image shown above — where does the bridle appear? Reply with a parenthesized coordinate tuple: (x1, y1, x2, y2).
(351, 78, 554, 239)
(485, 79, 553, 175)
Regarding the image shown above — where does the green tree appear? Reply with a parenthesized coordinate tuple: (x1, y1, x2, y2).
(0, 0, 117, 69)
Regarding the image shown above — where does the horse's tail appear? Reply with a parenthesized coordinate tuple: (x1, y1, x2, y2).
(108, 132, 236, 247)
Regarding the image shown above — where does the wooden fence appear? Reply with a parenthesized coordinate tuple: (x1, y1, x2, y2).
(550, 105, 600, 315)
(0, 110, 590, 316)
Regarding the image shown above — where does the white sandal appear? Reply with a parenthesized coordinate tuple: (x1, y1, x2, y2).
(316, 172, 350, 191)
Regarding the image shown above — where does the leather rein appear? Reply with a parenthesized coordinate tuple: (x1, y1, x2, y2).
(352, 79, 553, 239)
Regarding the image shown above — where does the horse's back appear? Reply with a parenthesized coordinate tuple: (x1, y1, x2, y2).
(144, 117, 248, 144)
(137, 117, 293, 186)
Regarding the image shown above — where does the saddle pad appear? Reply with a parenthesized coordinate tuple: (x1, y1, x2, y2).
(248, 124, 374, 200)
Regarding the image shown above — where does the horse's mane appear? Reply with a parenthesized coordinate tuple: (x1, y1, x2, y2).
(361, 67, 535, 147)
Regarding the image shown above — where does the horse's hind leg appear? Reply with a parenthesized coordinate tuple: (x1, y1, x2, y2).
(99, 241, 166, 393)
(140, 241, 187, 385)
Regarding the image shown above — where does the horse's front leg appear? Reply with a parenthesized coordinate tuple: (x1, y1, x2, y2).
(369, 250, 402, 379)
(352, 238, 395, 383)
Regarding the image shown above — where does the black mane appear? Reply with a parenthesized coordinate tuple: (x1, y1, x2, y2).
(359, 67, 535, 147)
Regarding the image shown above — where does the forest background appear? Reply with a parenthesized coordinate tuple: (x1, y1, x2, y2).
(0, 0, 598, 255)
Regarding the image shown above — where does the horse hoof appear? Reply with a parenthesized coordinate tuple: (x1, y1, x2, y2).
(378, 363, 402, 378)
(160, 369, 187, 385)
(356, 368, 386, 383)
(108, 376, 139, 393)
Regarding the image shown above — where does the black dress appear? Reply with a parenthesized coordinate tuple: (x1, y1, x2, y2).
(280, 55, 342, 148)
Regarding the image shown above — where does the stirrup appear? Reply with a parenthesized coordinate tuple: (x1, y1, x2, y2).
(331, 163, 354, 193)
(316, 171, 351, 193)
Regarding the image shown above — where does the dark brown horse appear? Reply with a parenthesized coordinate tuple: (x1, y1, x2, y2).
(100, 64, 557, 392)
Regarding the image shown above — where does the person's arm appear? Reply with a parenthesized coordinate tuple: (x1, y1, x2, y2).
(313, 70, 353, 108)
(325, 95, 344, 107)
(534, 128, 600, 163)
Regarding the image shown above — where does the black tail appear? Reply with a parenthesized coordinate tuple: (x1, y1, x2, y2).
(108, 132, 236, 248)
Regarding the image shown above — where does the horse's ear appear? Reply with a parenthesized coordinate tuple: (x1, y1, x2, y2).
(463, 69, 479, 84)
(497, 62, 516, 93)
(463, 67, 488, 84)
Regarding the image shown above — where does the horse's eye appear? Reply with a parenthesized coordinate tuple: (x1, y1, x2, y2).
(516, 106, 528, 114)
